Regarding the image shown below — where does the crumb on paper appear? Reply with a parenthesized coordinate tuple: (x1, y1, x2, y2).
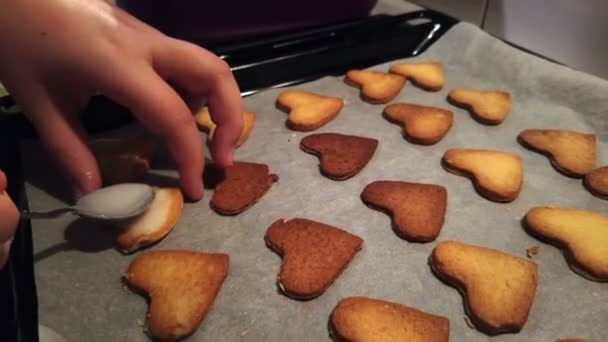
(526, 245, 541, 258)
(240, 329, 249, 338)
(136, 319, 144, 327)
(464, 316, 475, 329)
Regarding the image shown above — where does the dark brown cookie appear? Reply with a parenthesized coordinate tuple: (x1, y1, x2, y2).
(265, 218, 363, 300)
(209, 162, 278, 215)
(361, 180, 447, 242)
(300, 133, 378, 180)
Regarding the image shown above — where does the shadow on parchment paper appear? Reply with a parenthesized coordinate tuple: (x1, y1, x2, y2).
(34, 218, 117, 263)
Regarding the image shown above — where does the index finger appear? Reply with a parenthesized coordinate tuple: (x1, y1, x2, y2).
(99, 65, 204, 200)
(153, 39, 244, 167)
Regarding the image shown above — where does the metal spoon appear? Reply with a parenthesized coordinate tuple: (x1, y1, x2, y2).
(22, 183, 155, 221)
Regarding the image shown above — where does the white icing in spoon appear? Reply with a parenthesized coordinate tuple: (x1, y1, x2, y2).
(23, 183, 155, 221)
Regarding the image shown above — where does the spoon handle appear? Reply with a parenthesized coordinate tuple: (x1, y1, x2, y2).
(21, 208, 75, 220)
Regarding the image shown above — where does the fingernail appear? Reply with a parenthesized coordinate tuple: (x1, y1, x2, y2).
(189, 180, 204, 201)
(225, 150, 234, 165)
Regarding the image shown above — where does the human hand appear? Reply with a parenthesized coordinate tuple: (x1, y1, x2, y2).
(0, 170, 19, 269)
(0, 0, 243, 201)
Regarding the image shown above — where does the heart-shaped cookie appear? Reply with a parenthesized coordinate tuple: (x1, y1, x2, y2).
(584, 166, 608, 199)
(124, 250, 229, 341)
(518, 129, 596, 177)
(389, 61, 445, 91)
(300, 133, 378, 180)
(361, 180, 447, 242)
(276, 90, 344, 131)
(345, 70, 406, 104)
(524, 206, 608, 281)
(448, 88, 511, 125)
(330, 297, 450, 341)
(195, 107, 256, 148)
(383, 103, 453, 145)
(265, 218, 363, 300)
(209, 162, 278, 215)
(117, 187, 184, 254)
(442, 148, 523, 202)
(430, 241, 538, 335)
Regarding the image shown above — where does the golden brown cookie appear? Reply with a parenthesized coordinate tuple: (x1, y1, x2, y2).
(383, 103, 453, 145)
(124, 250, 229, 341)
(195, 107, 256, 148)
(345, 70, 406, 104)
(518, 129, 596, 177)
(117, 187, 184, 254)
(330, 296, 450, 342)
(276, 90, 344, 131)
(442, 148, 523, 202)
(448, 88, 511, 125)
(430, 240, 538, 335)
(524, 206, 608, 281)
(90, 135, 157, 186)
(584, 166, 608, 199)
(300, 133, 378, 180)
(389, 61, 445, 91)
(209, 162, 278, 215)
(361, 180, 447, 242)
(265, 218, 363, 300)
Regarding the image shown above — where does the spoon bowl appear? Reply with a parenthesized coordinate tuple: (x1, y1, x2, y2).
(22, 183, 156, 221)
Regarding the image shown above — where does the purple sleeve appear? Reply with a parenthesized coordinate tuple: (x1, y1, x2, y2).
(117, 0, 378, 44)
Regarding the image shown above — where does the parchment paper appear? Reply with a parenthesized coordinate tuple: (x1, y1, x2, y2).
(24, 22, 608, 342)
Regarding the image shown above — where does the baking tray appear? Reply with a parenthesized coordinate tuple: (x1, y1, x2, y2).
(22, 18, 608, 342)
(0, 10, 457, 341)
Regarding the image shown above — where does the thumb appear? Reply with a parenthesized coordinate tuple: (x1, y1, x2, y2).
(0, 170, 18, 244)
